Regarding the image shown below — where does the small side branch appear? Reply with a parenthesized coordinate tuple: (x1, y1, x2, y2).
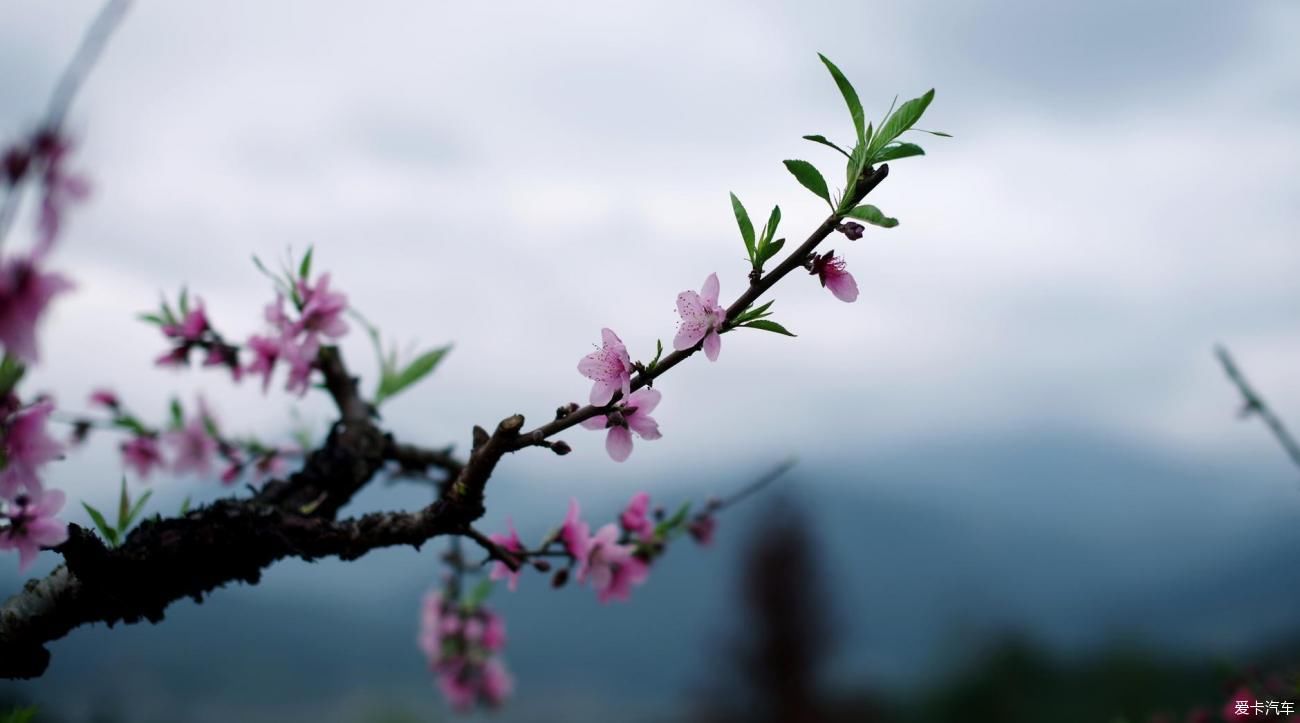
(1215, 345, 1300, 473)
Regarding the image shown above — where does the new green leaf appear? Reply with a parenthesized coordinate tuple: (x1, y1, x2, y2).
(82, 502, 118, 546)
(869, 89, 935, 156)
(782, 160, 832, 207)
(846, 204, 899, 228)
(817, 54, 866, 143)
(872, 142, 925, 163)
(802, 134, 850, 158)
(730, 192, 756, 261)
(742, 319, 797, 337)
(375, 345, 452, 405)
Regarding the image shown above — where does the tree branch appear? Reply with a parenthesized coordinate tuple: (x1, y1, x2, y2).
(1215, 344, 1300, 473)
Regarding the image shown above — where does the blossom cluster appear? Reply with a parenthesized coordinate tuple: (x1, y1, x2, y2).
(577, 260, 859, 460)
(0, 397, 68, 571)
(83, 390, 290, 487)
(153, 271, 349, 397)
(0, 127, 86, 572)
(418, 591, 513, 711)
(488, 492, 716, 605)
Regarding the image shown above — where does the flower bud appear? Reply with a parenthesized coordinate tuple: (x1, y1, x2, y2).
(550, 440, 571, 456)
(551, 568, 569, 588)
(531, 559, 552, 572)
(836, 221, 865, 240)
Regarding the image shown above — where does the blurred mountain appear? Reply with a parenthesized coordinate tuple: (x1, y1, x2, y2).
(2, 430, 1298, 722)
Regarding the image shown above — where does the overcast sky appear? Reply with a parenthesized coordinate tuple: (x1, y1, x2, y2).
(2, 0, 1298, 510)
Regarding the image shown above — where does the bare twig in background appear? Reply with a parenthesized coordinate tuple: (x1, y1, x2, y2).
(1215, 345, 1300, 473)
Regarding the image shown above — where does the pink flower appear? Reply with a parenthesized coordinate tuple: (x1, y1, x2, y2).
(264, 294, 291, 332)
(810, 250, 859, 302)
(674, 272, 726, 361)
(581, 388, 662, 462)
(688, 514, 717, 546)
(202, 344, 242, 381)
(120, 435, 164, 480)
(0, 488, 68, 572)
(480, 658, 514, 707)
(281, 334, 320, 396)
(154, 346, 189, 368)
(480, 610, 507, 652)
(488, 518, 525, 592)
(244, 334, 281, 392)
(0, 400, 63, 499)
(417, 591, 447, 662)
(164, 301, 208, 341)
(31, 128, 90, 253)
(294, 273, 348, 339)
(165, 415, 217, 478)
(88, 388, 119, 409)
(437, 667, 477, 712)
(577, 328, 632, 406)
(219, 454, 243, 486)
(559, 498, 589, 560)
(0, 255, 74, 363)
(619, 492, 655, 539)
(578, 523, 650, 603)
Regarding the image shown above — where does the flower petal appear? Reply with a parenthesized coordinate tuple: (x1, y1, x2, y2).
(606, 426, 634, 462)
(700, 273, 720, 308)
(703, 330, 721, 361)
(827, 270, 859, 302)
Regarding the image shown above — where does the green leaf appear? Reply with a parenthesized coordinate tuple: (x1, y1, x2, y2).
(729, 192, 756, 261)
(1, 706, 39, 723)
(123, 490, 153, 533)
(782, 160, 832, 207)
(872, 142, 925, 163)
(817, 54, 866, 144)
(801, 134, 850, 158)
(654, 501, 693, 538)
(760, 237, 786, 264)
(137, 312, 165, 326)
(869, 89, 935, 155)
(168, 398, 184, 430)
(755, 205, 781, 265)
(180, 495, 192, 516)
(178, 286, 190, 317)
(0, 354, 24, 396)
(741, 319, 797, 337)
(734, 300, 775, 325)
(846, 204, 899, 228)
(112, 416, 149, 436)
(463, 578, 494, 611)
(913, 128, 952, 137)
(117, 475, 130, 531)
(375, 345, 452, 405)
(82, 502, 119, 546)
(299, 246, 314, 281)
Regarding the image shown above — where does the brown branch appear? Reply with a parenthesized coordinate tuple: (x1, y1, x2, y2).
(464, 526, 522, 572)
(0, 498, 465, 678)
(510, 164, 891, 450)
(1216, 345, 1300, 473)
(386, 439, 465, 480)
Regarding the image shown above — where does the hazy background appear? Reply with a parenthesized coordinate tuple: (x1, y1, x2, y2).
(2, 1, 1298, 721)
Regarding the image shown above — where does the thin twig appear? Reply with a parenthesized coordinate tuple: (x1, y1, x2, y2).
(1215, 344, 1300, 473)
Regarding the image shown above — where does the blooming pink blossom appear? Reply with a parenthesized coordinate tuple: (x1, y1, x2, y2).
(294, 273, 349, 339)
(488, 518, 525, 592)
(0, 488, 68, 572)
(165, 415, 217, 478)
(559, 497, 590, 560)
(120, 435, 164, 480)
(243, 334, 281, 392)
(0, 400, 63, 499)
(581, 388, 662, 462)
(154, 346, 189, 368)
(674, 272, 726, 361)
(480, 658, 514, 707)
(163, 301, 208, 341)
(88, 388, 119, 409)
(688, 514, 717, 546)
(619, 492, 655, 539)
(578, 523, 650, 603)
(31, 129, 90, 252)
(417, 591, 447, 662)
(480, 610, 507, 652)
(0, 255, 74, 363)
(577, 328, 632, 406)
(264, 294, 291, 332)
(437, 666, 477, 712)
(281, 333, 320, 396)
(202, 344, 242, 382)
(219, 454, 243, 486)
(810, 250, 859, 302)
